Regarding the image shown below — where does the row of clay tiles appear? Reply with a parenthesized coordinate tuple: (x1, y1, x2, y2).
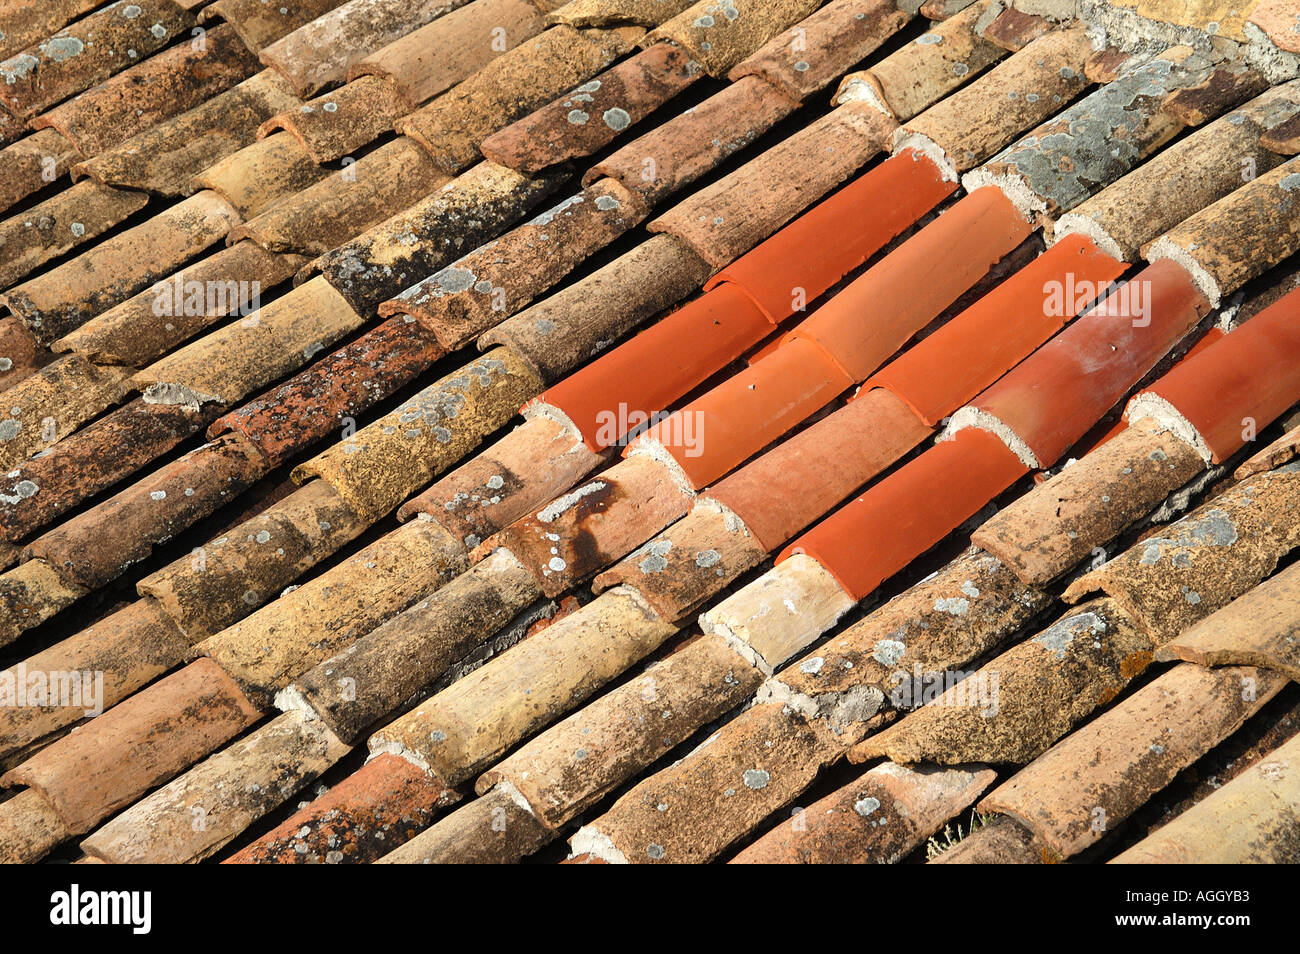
(275, 103, 1300, 862)
(6, 7, 1300, 862)
(0, 0, 1100, 860)
(228, 49, 1300, 864)
(0, 0, 1028, 857)
(0, 0, 896, 622)
(745, 408, 1300, 866)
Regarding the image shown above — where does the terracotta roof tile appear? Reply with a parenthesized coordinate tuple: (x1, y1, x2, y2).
(189, 135, 325, 219)
(32, 23, 260, 159)
(396, 25, 643, 175)
(727, 0, 913, 101)
(0, 128, 79, 216)
(645, 0, 823, 78)
(79, 709, 350, 863)
(75, 68, 302, 195)
(383, 179, 649, 350)
(982, 663, 1285, 861)
(2, 190, 241, 344)
(587, 75, 799, 205)
(1, 658, 261, 834)
(548, 0, 695, 29)
(835, 0, 1006, 122)
(1110, 729, 1300, 863)
(731, 761, 996, 863)
(0, 353, 132, 469)
(225, 753, 456, 863)
(0, 1, 195, 120)
(377, 782, 551, 863)
(54, 242, 308, 366)
(259, 0, 473, 97)
(316, 161, 567, 315)
(201, 0, 348, 54)
(1062, 463, 1300, 641)
(0, 180, 150, 299)
(481, 42, 701, 174)
(259, 75, 410, 163)
(0, 0, 101, 63)
(350, 0, 549, 108)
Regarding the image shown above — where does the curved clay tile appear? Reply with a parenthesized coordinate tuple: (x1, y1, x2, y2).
(1061, 465, 1300, 642)
(0, 354, 132, 471)
(540, 282, 769, 449)
(480, 42, 700, 174)
(315, 161, 567, 316)
(869, 233, 1127, 426)
(33, 24, 260, 160)
(74, 68, 302, 196)
(349, 0, 549, 108)
(0, 659, 261, 835)
(650, 102, 896, 269)
(1147, 155, 1300, 307)
(835, 0, 1006, 122)
(227, 138, 447, 256)
(953, 257, 1212, 470)
(645, 0, 823, 78)
(1055, 82, 1300, 261)
(258, 0, 470, 97)
(54, 242, 307, 367)
(0, 398, 215, 544)
(197, 519, 467, 703)
(192, 134, 327, 220)
(481, 232, 712, 383)
(200, 0, 348, 54)
(705, 149, 958, 322)
(1110, 731, 1300, 864)
(396, 25, 642, 176)
(478, 631, 764, 830)
(897, 24, 1092, 175)
(0, 180, 149, 292)
(788, 185, 1033, 382)
(80, 710, 350, 864)
(731, 762, 995, 864)
(0, 128, 79, 217)
(224, 754, 455, 864)
(981, 663, 1284, 861)
(0, 600, 186, 764)
(638, 336, 854, 489)
(1, 190, 241, 345)
(728, 0, 913, 101)
(705, 387, 932, 551)
(1158, 559, 1300, 680)
(963, 49, 1240, 220)
(783, 427, 1027, 600)
(207, 314, 443, 469)
(0, 1, 195, 119)
(1129, 286, 1300, 463)
(292, 347, 544, 522)
(383, 179, 648, 350)
(549, 0, 695, 29)
(587, 75, 798, 206)
(0, 0, 100, 62)
(258, 74, 409, 164)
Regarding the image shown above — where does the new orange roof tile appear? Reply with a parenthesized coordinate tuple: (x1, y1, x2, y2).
(961, 257, 1213, 468)
(782, 427, 1028, 601)
(785, 185, 1033, 382)
(867, 234, 1128, 426)
(1132, 285, 1300, 463)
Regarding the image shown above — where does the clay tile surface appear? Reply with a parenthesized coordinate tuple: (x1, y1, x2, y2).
(5, 0, 1300, 870)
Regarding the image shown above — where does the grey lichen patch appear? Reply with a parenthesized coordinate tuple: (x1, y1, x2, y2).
(853, 795, 881, 816)
(636, 538, 672, 574)
(934, 597, 970, 616)
(694, 549, 720, 568)
(594, 194, 621, 212)
(742, 768, 769, 790)
(1280, 172, 1300, 192)
(41, 37, 85, 62)
(142, 381, 222, 410)
(872, 639, 906, 667)
(602, 107, 631, 131)
(567, 109, 590, 125)
(1033, 610, 1106, 658)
